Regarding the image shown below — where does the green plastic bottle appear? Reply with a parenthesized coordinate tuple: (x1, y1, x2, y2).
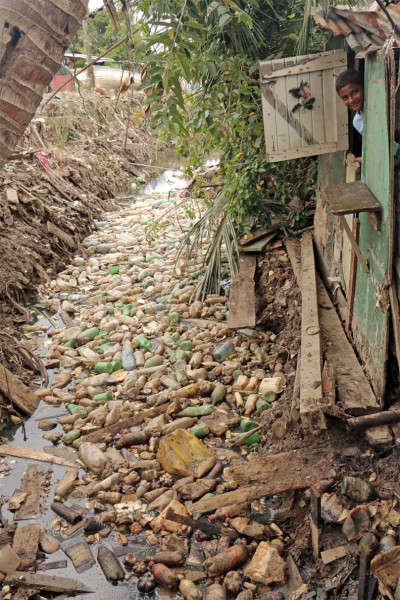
(179, 341, 193, 352)
(169, 311, 181, 324)
(136, 335, 153, 352)
(92, 392, 113, 403)
(78, 327, 99, 340)
(108, 265, 120, 275)
(122, 303, 133, 316)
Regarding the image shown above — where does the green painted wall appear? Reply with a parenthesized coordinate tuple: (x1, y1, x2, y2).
(352, 53, 391, 402)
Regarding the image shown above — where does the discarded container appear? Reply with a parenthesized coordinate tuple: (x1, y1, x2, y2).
(137, 572, 157, 593)
(212, 383, 228, 405)
(137, 335, 153, 352)
(78, 327, 100, 340)
(179, 578, 202, 599)
(224, 570, 242, 594)
(379, 530, 397, 553)
(97, 545, 125, 581)
(214, 341, 234, 362)
(204, 544, 250, 576)
(149, 561, 179, 589)
(157, 429, 216, 477)
(341, 476, 374, 502)
(205, 583, 227, 600)
(78, 442, 108, 474)
(209, 504, 244, 522)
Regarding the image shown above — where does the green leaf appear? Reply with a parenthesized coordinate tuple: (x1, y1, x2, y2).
(177, 51, 192, 81)
(219, 13, 232, 27)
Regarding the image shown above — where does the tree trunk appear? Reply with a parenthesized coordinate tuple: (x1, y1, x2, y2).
(0, 0, 89, 169)
(82, 14, 95, 90)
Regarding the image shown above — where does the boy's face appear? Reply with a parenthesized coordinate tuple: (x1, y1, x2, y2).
(338, 82, 364, 112)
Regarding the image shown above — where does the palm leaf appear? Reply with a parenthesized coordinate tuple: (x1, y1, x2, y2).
(104, 0, 119, 29)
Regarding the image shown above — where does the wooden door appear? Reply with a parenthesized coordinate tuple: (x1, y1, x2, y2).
(352, 53, 392, 403)
(260, 50, 348, 162)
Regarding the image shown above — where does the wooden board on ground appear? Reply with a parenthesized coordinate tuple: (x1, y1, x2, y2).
(4, 572, 93, 594)
(15, 464, 52, 520)
(0, 445, 76, 467)
(300, 233, 326, 433)
(227, 253, 256, 329)
(0, 365, 39, 415)
(47, 221, 75, 248)
(13, 524, 41, 565)
(285, 238, 381, 416)
(191, 448, 331, 513)
(240, 231, 278, 253)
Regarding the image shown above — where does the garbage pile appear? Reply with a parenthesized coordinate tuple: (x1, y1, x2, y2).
(3, 182, 400, 598)
(0, 90, 161, 378)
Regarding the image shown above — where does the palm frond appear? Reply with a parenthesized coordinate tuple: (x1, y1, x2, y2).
(104, 0, 119, 29)
(176, 194, 240, 300)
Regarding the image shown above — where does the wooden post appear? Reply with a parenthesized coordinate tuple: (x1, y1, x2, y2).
(300, 233, 326, 433)
(346, 216, 360, 333)
(310, 488, 321, 560)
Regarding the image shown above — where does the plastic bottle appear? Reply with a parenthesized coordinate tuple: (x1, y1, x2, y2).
(78, 327, 99, 340)
(179, 578, 202, 600)
(136, 334, 153, 352)
(149, 561, 179, 589)
(211, 383, 228, 405)
(121, 334, 136, 371)
(379, 529, 397, 553)
(214, 341, 234, 362)
(92, 392, 113, 403)
(209, 504, 244, 522)
(204, 544, 250, 576)
(205, 583, 227, 600)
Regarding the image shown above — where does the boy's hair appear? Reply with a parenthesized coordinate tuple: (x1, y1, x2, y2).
(335, 68, 364, 93)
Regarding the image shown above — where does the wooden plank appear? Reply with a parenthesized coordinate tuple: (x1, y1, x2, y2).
(0, 365, 39, 415)
(227, 254, 256, 329)
(346, 216, 359, 332)
(389, 279, 400, 372)
(0, 445, 76, 467)
(267, 142, 342, 162)
(286, 238, 381, 416)
(260, 50, 346, 80)
(15, 464, 51, 520)
(310, 489, 321, 560)
(189, 449, 332, 513)
(4, 572, 93, 594)
(239, 232, 278, 253)
(323, 181, 382, 215)
(339, 215, 369, 274)
(321, 544, 357, 565)
(47, 221, 75, 248)
(300, 233, 326, 433)
(13, 524, 41, 567)
(239, 225, 279, 246)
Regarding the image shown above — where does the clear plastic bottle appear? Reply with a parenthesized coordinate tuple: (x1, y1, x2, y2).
(121, 334, 136, 371)
(214, 340, 234, 362)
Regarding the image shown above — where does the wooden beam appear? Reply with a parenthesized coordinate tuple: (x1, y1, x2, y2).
(0, 445, 76, 468)
(286, 238, 381, 415)
(338, 215, 369, 274)
(300, 233, 326, 433)
(4, 572, 93, 594)
(346, 216, 360, 333)
(0, 365, 39, 415)
(389, 279, 400, 372)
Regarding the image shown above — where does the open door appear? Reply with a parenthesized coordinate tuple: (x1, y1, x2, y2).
(259, 50, 348, 162)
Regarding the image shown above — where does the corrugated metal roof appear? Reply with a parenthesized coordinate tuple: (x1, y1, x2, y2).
(314, 4, 400, 56)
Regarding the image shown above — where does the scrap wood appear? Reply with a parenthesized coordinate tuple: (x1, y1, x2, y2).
(285, 238, 381, 416)
(0, 364, 39, 415)
(227, 253, 256, 329)
(4, 571, 93, 594)
(15, 464, 51, 520)
(239, 224, 280, 246)
(72, 402, 170, 448)
(300, 233, 326, 433)
(239, 231, 278, 253)
(287, 555, 308, 600)
(0, 445, 76, 467)
(46, 221, 75, 248)
(347, 410, 400, 429)
(192, 449, 331, 514)
(321, 544, 357, 565)
(165, 508, 220, 536)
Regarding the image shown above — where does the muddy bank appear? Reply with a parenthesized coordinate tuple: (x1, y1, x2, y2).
(0, 90, 163, 377)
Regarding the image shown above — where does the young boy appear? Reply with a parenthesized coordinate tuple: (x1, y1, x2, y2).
(335, 68, 364, 162)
